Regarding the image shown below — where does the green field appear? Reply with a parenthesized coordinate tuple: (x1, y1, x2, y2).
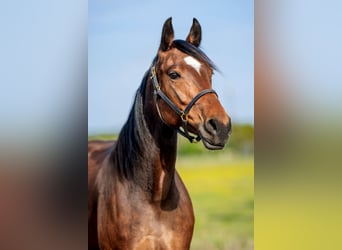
(177, 154, 254, 250)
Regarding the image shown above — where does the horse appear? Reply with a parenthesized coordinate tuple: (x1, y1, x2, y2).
(88, 17, 232, 250)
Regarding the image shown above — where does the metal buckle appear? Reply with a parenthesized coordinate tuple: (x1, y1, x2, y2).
(180, 112, 188, 122)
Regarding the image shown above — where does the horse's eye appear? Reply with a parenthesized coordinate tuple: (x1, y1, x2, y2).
(168, 72, 180, 80)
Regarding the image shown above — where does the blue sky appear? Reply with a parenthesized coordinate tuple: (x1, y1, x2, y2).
(0, 0, 87, 139)
(88, 0, 254, 133)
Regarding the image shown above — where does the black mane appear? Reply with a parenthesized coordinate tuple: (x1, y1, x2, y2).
(111, 72, 157, 190)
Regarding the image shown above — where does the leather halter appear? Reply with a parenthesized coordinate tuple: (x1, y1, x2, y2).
(150, 64, 217, 143)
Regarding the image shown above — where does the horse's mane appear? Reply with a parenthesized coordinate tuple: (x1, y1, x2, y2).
(111, 72, 157, 190)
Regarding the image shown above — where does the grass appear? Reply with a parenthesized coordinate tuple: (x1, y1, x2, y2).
(177, 154, 254, 250)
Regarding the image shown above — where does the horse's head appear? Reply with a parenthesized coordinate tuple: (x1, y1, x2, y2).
(151, 17, 231, 150)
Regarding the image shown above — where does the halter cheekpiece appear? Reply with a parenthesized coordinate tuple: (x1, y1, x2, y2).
(150, 64, 217, 143)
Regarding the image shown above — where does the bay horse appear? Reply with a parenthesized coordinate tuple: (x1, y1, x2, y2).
(88, 17, 231, 250)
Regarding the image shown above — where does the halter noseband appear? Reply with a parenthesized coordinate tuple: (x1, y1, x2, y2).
(150, 64, 217, 143)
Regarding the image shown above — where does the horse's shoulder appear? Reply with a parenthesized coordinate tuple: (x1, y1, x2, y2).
(88, 140, 117, 188)
(88, 140, 116, 159)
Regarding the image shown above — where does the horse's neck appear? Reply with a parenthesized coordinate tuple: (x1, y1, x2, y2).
(115, 76, 177, 202)
(140, 76, 178, 202)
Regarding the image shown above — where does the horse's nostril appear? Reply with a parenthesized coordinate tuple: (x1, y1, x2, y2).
(209, 119, 217, 131)
(206, 118, 218, 133)
(205, 117, 231, 139)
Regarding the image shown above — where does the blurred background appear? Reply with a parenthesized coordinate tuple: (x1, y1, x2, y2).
(255, 1, 342, 249)
(88, 1, 254, 249)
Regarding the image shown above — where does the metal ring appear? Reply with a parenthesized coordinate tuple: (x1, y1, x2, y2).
(180, 112, 188, 122)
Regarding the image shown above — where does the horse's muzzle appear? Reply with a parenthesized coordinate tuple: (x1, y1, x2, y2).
(199, 117, 231, 150)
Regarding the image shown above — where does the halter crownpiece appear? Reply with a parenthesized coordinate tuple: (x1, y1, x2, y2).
(150, 64, 218, 143)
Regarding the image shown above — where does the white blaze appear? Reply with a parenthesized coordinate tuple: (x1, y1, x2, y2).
(184, 56, 201, 74)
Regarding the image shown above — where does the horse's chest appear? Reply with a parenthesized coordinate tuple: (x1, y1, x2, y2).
(132, 206, 193, 249)
(133, 218, 180, 249)
(113, 199, 194, 249)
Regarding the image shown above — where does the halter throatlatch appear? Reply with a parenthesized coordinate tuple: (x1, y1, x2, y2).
(150, 65, 217, 143)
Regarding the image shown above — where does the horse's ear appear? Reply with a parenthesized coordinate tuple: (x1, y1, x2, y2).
(159, 17, 174, 51)
(186, 18, 202, 47)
